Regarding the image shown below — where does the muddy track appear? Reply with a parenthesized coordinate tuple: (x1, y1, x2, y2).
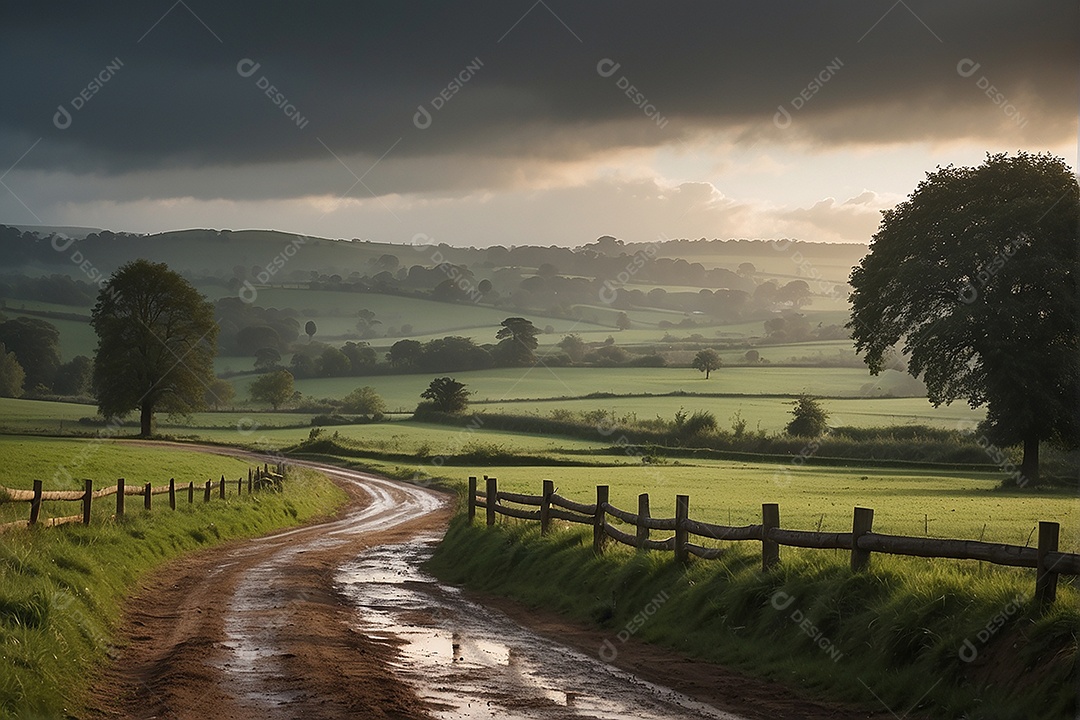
(87, 451, 449, 719)
(86, 445, 884, 719)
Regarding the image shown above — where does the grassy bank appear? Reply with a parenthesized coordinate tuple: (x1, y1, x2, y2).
(0, 438, 347, 719)
(428, 516, 1078, 719)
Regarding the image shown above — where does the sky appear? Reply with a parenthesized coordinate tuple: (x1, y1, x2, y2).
(1, 1, 1076, 247)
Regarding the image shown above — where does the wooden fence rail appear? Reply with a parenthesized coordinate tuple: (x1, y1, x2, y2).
(0, 462, 286, 534)
(467, 476, 1079, 609)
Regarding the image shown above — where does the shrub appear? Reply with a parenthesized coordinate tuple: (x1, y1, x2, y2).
(680, 410, 718, 439)
(786, 394, 829, 437)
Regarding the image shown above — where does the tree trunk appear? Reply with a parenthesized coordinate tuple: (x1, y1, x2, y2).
(1020, 432, 1039, 487)
(705, 368, 710, 379)
(140, 403, 153, 437)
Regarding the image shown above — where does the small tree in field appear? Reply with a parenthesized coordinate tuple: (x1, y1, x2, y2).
(786, 394, 829, 437)
(420, 377, 470, 413)
(692, 349, 722, 379)
(0, 344, 24, 398)
(250, 369, 295, 410)
(342, 386, 386, 419)
(204, 378, 235, 410)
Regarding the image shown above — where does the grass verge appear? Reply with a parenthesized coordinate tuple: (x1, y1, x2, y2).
(427, 515, 1079, 720)
(0, 442, 347, 720)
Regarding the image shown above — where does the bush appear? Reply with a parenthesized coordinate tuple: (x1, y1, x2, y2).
(786, 394, 829, 437)
(680, 410, 718, 440)
(340, 385, 386, 419)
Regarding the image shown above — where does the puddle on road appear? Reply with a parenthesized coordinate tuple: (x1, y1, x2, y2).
(338, 536, 747, 720)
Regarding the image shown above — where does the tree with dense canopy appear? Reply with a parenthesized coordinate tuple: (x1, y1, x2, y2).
(495, 317, 539, 365)
(848, 153, 1078, 484)
(420, 377, 471, 413)
(0, 317, 60, 391)
(53, 355, 92, 396)
(341, 386, 386, 418)
(254, 346, 282, 370)
(318, 346, 351, 377)
(91, 260, 218, 436)
(692, 349, 722, 379)
(558, 334, 587, 363)
(387, 339, 423, 367)
(250, 369, 295, 410)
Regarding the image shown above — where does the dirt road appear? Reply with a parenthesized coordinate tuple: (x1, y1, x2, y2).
(88, 453, 882, 719)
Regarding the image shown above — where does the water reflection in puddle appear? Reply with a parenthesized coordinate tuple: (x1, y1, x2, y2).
(338, 535, 747, 720)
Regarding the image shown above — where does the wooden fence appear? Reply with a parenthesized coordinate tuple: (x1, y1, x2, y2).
(468, 476, 1080, 609)
(0, 463, 286, 533)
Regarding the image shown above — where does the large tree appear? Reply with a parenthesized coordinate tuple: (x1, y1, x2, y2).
(91, 260, 219, 436)
(495, 317, 539, 365)
(848, 153, 1078, 484)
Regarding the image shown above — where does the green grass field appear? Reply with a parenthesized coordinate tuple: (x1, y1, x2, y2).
(461, 462, 1078, 552)
(429, 514, 1077, 719)
(271, 365, 934, 411)
(0, 397, 308, 436)
(0, 436, 347, 719)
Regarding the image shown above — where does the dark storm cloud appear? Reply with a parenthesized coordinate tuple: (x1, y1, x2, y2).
(1, 0, 1076, 176)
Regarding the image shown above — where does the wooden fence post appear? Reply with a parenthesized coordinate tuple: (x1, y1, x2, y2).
(204, 480, 211, 503)
(636, 493, 650, 549)
(593, 485, 610, 555)
(83, 479, 93, 525)
(188, 481, 194, 504)
(540, 479, 554, 535)
(116, 478, 125, 519)
(674, 494, 689, 563)
(467, 476, 477, 523)
(29, 480, 42, 526)
(169, 479, 176, 510)
(1036, 521, 1060, 609)
(248, 468, 253, 494)
(485, 477, 497, 527)
(762, 503, 780, 571)
(851, 507, 874, 571)
(237, 476, 243, 495)
(144, 482, 152, 510)
(219, 475, 226, 500)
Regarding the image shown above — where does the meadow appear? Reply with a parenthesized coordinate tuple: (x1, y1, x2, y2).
(459, 462, 1078, 552)
(0, 436, 347, 718)
(429, 514, 1078, 719)
(265, 365, 929, 408)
